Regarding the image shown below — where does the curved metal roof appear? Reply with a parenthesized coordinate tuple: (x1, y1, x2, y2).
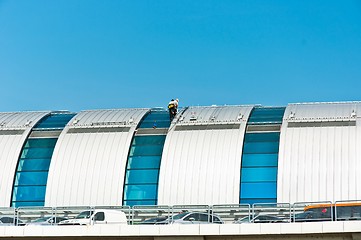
(285, 102, 360, 122)
(0, 111, 50, 207)
(45, 108, 149, 207)
(175, 105, 249, 125)
(278, 102, 361, 203)
(158, 105, 254, 205)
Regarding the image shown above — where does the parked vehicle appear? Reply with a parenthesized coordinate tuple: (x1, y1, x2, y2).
(58, 209, 127, 225)
(0, 216, 24, 226)
(26, 216, 68, 226)
(139, 216, 169, 225)
(234, 214, 287, 224)
(151, 212, 223, 224)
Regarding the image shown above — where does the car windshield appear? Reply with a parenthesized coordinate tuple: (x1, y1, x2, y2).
(172, 212, 189, 220)
(76, 211, 93, 219)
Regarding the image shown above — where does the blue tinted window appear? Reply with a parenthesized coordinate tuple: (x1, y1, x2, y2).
(17, 159, 51, 171)
(34, 114, 75, 129)
(241, 168, 277, 182)
(24, 138, 57, 148)
(125, 170, 159, 184)
(248, 107, 285, 124)
(244, 133, 280, 142)
(12, 201, 45, 207)
(240, 107, 283, 204)
(138, 121, 170, 129)
(14, 172, 49, 186)
(20, 148, 55, 159)
(248, 117, 283, 124)
(12, 186, 46, 201)
(242, 154, 278, 167)
(12, 113, 72, 207)
(129, 145, 164, 156)
(123, 110, 169, 206)
(138, 111, 171, 129)
(123, 200, 156, 206)
(124, 185, 158, 200)
(243, 142, 280, 154)
(127, 156, 161, 169)
(132, 135, 166, 145)
(240, 198, 276, 204)
(240, 182, 277, 198)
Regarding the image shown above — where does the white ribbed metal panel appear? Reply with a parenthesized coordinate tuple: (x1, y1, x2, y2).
(45, 108, 149, 207)
(0, 111, 50, 207)
(158, 105, 253, 205)
(278, 102, 361, 203)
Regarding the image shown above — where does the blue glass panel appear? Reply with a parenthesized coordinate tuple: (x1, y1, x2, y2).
(125, 170, 159, 184)
(240, 198, 276, 205)
(242, 154, 278, 167)
(12, 201, 45, 207)
(124, 185, 157, 199)
(129, 145, 164, 156)
(34, 114, 75, 129)
(124, 200, 156, 206)
(243, 142, 280, 154)
(249, 108, 285, 116)
(247, 117, 283, 124)
(14, 172, 48, 185)
(127, 156, 161, 169)
(138, 111, 171, 129)
(244, 133, 280, 142)
(12, 186, 46, 201)
(139, 121, 170, 129)
(17, 159, 51, 171)
(241, 168, 277, 182)
(24, 139, 57, 148)
(142, 113, 170, 121)
(20, 148, 54, 159)
(240, 182, 277, 198)
(132, 136, 166, 145)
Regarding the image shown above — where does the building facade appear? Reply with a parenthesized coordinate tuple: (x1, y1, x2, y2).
(0, 101, 360, 208)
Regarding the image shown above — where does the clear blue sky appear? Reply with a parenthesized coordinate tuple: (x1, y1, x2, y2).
(1, 0, 360, 112)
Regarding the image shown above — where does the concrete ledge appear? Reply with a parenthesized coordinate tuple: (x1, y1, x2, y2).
(0, 221, 361, 237)
(344, 221, 361, 233)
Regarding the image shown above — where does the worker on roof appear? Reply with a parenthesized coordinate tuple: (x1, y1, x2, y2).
(168, 98, 179, 121)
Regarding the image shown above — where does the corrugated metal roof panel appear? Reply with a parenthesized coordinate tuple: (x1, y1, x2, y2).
(45, 108, 149, 206)
(157, 105, 254, 205)
(176, 105, 250, 125)
(285, 102, 360, 122)
(277, 102, 361, 203)
(0, 111, 50, 207)
(68, 109, 149, 127)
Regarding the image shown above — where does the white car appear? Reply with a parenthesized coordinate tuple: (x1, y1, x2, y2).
(58, 209, 127, 225)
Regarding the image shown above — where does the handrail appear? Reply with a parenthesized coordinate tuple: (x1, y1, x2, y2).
(2, 200, 361, 226)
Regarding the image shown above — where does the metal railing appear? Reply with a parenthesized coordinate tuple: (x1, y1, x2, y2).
(1, 200, 361, 226)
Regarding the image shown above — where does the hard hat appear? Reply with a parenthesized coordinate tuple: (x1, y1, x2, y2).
(176, 98, 179, 102)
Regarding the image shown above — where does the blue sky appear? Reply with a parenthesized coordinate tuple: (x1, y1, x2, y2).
(0, 0, 360, 112)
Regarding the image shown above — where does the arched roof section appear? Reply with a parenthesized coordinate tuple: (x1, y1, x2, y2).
(158, 105, 254, 205)
(278, 101, 361, 203)
(45, 108, 149, 207)
(0, 111, 50, 206)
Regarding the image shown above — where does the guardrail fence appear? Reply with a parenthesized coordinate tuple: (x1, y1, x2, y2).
(0, 200, 360, 226)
